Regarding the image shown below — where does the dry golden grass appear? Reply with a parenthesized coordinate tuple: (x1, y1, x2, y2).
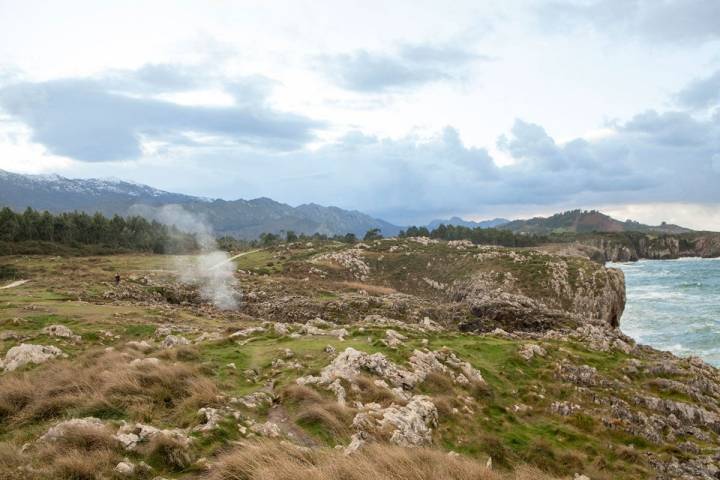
(47, 423, 118, 452)
(44, 447, 118, 480)
(354, 376, 398, 405)
(295, 404, 351, 438)
(0, 348, 217, 426)
(422, 371, 455, 393)
(281, 384, 324, 406)
(144, 434, 194, 471)
(0, 427, 120, 480)
(205, 440, 562, 480)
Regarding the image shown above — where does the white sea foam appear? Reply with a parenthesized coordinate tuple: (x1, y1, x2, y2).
(616, 258, 720, 366)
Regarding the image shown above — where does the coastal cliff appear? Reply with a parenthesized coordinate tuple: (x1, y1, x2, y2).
(545, 232, 720, 263)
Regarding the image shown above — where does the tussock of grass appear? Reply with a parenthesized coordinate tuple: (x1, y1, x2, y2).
(45, 448, 118, 480)
(0, 349, 218, 426)
(422, 371, 455, 393)
(354, 375, 398, 405)
(281, 384, 324, 406)
(205, 440, 560, 480)
(47, 423, 119, 451)
(144, 433, 194, 471)
(0, 431, 120, 480)
(295, 404, 351, 438)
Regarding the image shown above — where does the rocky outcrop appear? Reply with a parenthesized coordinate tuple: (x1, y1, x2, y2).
(451, 252, 625, 332)
(297, 347, 484, 397)
(686, 234, 720, 258)
(39, 417, 107, 443)
(352, 396, 438, 447)
(582, 235, 680, 261)
(1, 344, 65, 372)
(42, 324, 81, 342)
(577, 232, 720, 262)
(114, 421, 192, 452)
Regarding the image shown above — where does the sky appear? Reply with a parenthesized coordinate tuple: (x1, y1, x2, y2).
(0, 0, 719, 228)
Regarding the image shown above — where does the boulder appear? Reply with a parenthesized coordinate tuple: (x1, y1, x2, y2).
(382, 329, 407, 349)
(380, 396, 438, 446)
(1, 344, 64, 372)
(39, 417, 106, 443)
(161, 335, 190, 349)
(194, 407, 223, 432)
(518, 343, 546, 361)
(114, 422, 191, 451)
(114, 461, 135, 476)
(249, 421, 281, 438)
(42, 324, 81, 342)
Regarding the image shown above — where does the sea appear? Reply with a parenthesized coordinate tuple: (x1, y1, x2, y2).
(608, 258, 720, 366)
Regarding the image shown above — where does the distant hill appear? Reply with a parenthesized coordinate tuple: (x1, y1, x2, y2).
(427, 216, 509, 230)
(0, 169, 401, 239)
(499, 209, 692, 235)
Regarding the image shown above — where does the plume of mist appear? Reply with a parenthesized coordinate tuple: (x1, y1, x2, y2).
(129, 204, 240, 310)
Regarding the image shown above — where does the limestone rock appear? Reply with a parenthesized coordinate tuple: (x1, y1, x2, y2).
(42, 324, 80, 342)
(2, 344, 64, 372)
(40, 417, 105, 443)
(550, 401, 581, 416)
(230, 326, 266, 338)
(518, 343, 546, 361)
(350, 396, 438, 447)
(380, 396, 438, 446)
(161, 335, 190, 348)
(194, 407, 223, 432)
(383, 329, 407, 349)
(232, 391, 273, 409)
(249, 421, 281, 438)
(114, 461, 135, 476)
(114, 422, 191, 451)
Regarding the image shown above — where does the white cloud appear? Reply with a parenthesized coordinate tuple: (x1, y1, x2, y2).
(1, 1, 720, 229)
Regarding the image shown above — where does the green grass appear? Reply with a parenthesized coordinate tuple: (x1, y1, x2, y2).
(234, 250, 287, 274)
(123, 323, 157, 338)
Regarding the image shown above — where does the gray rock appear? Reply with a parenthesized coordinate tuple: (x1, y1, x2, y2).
(2, 344, 64, 372)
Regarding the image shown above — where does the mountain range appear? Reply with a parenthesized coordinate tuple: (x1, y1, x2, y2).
(0, 169, 401, 239)
(497, 209, 693, 235)
(426, 216, 509, 230)
(0, 170, 694, 238)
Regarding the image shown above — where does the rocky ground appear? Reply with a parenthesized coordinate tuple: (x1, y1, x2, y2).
(0, 238, 719, 479)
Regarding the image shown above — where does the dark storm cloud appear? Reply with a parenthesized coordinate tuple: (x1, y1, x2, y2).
(0, 67, 322, 162)
(63, 108, 720, 224)
(318, 43, 488, 92)
(279, 112, 720, 221)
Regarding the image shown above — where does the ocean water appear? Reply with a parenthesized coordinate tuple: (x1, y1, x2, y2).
(608, 258, 720, 366)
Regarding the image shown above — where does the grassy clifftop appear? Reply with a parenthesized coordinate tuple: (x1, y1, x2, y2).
(0, 239, 717, 479)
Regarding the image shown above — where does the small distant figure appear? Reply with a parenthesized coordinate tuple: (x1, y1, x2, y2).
(114, 273, 121, 286)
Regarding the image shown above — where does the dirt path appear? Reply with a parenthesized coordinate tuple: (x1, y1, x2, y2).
(208, 249, 262, 271)
(0, 279, 29, 290)
(267, 405, 318, 447)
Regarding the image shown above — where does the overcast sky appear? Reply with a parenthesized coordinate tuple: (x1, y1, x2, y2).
(1, 0, 719, 228)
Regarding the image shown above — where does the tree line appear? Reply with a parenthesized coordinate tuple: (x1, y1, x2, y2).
(0, 206, 555, 256)
(399, 224, 550, 247)
(0, 207, 198, 254)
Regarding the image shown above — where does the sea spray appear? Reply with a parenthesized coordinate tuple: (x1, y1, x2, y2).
(610, 258, 720, 366)
(129, 204, 241, 309)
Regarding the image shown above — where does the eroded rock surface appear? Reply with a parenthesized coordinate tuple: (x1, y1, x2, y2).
(1, 343, 64, 372)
